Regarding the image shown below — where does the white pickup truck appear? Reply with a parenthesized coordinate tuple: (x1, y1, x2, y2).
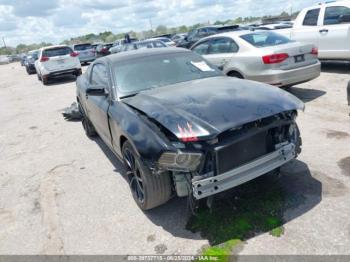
(276, 0, 350, 60)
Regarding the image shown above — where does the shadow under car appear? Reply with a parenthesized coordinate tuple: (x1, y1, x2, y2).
(90, 136, 322, 246)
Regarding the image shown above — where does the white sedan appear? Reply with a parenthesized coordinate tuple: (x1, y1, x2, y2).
(190, 30, 321, 87)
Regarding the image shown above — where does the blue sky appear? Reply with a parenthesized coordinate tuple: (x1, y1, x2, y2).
(0, 0, 322, 46)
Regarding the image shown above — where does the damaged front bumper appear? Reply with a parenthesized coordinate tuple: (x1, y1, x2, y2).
(192, 143, 295, 199)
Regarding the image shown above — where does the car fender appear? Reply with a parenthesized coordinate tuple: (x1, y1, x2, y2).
(108, 101, 175, 163)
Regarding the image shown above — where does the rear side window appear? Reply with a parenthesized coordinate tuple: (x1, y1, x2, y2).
(43, 47, 72, 57)
(74, 44, 92, 51)
(208, 38, 239, 54)
(240, 32, 291, 48)
(192, 40, 210, 55)
(303, 8, 320, 26)
(324, 6, 350, 25)
(153, 41, 166, 47)
(91, 64, 108, 86)
(206, 28, 218, 34)
(160, 38, 170, 42)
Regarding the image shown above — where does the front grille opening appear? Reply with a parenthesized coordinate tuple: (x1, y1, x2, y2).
(217, 131, 270, 174)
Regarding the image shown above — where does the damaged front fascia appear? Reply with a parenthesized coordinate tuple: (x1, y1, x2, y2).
(126, 100, 299, 177)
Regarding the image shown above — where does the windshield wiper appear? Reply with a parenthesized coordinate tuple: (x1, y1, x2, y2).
(120, 93, 137, 99)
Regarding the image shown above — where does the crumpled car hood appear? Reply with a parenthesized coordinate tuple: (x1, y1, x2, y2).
(123, 76, 304, 141)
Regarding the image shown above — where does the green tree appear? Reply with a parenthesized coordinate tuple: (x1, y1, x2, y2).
(234, 17, 243, 23)
(178, 25, 188, 33)
(155, 25, 167, 35)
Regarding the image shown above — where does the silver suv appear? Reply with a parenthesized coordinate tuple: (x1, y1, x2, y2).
(72, 43, 96, 64)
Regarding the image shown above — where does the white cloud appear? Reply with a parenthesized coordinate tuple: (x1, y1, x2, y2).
(0, 0, 321, 46)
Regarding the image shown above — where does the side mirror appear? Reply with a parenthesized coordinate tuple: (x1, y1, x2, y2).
(86, 86, 108, 96)
(339, 14, 350, 23)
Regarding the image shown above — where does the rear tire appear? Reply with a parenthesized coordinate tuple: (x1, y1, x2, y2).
(42, 75, 49, 85)
(122, 141, 172, 210)
(227, 71, 244, 79)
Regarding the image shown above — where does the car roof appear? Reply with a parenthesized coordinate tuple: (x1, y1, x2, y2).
(73, 43, 91, 46)
(138, 39, 162, 43)
(307, 0, 348, 9)
(103, 47, 190, 64)
(41, 45, 69, 50)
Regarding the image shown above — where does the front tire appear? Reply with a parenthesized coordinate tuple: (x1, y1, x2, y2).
(81, 113, 97, 137)
(122, 141, 171, 210)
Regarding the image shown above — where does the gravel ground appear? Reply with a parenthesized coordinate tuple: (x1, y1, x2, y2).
(0, 62, 349, 255)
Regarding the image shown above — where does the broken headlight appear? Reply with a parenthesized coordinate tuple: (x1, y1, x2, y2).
(158, 151, 202, 172)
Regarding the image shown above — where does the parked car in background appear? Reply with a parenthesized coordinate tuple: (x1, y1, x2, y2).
(149, 37, 176, 46)
(177, 25, 245, 49)
(9, 54, 21, 62)
(117, 40, 167, 53)
(20, 54, 27, 66)
(71, 43, 96, 64)
(0, 55, 10, 65)
(76, 48, 303, 210)
(347, 80, 350, 108)
(255, 23, 293, 30)
(152, 33, 174, 39)
(25, 50, 39, 74)
(171, 33, 187, 44)
(96, 43, 113, 57)
(109, 38, 138, 54)
(91, 43, 101, 50)
(191, 30, 320, 87)
(275, 0, 350, 60)
(35, 45, 82, 85)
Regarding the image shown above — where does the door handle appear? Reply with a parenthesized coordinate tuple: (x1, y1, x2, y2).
(319, 29, 328, 33)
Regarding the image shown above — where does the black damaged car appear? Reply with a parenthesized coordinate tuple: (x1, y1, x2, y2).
(76, 48, 304, 210)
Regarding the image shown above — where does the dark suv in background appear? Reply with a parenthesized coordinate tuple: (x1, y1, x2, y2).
(177, 25, 246, 49)
(25, 50, 39, 74)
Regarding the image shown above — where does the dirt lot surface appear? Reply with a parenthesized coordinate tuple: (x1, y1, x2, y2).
(0, 62, 349, 255)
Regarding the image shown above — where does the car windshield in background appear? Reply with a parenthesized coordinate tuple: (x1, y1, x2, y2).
(43, 47, 72, 57)
(28, 51, 39, 59)
(240, 32, 292, 48)
(115, 52, 221, 96)
(29, 54, 38, 60)
(136, 41, 166, 49)
(74, 44, 92, 51)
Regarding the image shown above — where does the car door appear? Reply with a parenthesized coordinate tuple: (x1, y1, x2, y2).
(205, 37, 239, 70)
(292, 8, 321, 48)
(318, 5, 350, 59)
(86, 63, 112, 146)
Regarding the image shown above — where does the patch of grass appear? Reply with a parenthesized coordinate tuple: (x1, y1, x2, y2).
(270, 226, 284, 237)
(201, 240, 241, 262)
(187, 175, 286, 256)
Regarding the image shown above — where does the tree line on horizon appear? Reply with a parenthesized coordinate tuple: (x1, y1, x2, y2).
(0, 10, 298, 56)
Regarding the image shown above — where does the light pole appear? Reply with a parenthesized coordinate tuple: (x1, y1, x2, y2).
(2, 37, 6, 48)
(149, 18, 153, 31)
